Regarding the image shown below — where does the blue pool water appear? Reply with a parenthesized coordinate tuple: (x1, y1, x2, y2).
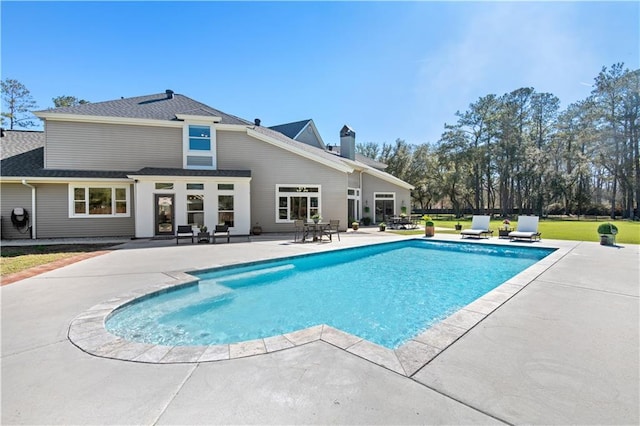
(106, 240, 554, 349)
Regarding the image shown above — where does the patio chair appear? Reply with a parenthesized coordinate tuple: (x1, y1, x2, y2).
(293, 219, 305, 242)
(508, 216, 541, 242)
(460, 215, 493, 239)
(324, 219, 340, 241)
(212, 225, 230, 244)
(176, 225, 195, 245)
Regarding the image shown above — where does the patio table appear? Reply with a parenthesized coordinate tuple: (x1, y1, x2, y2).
(303, 222, 329, 242)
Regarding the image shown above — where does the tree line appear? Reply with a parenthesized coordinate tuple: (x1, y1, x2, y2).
(358, 63, 639, 220)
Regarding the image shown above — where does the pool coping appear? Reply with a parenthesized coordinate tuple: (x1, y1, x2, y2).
(67, 239, 572, 377)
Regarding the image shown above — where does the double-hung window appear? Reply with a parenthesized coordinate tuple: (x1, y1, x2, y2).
(70, 185, 130, 217)
(184, 124, 216, 169)
(276, 185, 320, 222)
(189, 126, 210, 151)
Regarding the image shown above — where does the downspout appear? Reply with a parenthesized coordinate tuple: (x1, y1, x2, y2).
(21, 179, 36, 239)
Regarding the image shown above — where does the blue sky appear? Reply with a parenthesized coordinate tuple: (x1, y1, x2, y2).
(1, 1, 638, 146)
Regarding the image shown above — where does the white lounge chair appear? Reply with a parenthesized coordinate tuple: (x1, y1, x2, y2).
(508, 216, 541, 241)
(460, 215, 493, 239)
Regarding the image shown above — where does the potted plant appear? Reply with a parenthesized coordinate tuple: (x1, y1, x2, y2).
(362, 216, 372, 226)
(379, 222, 386, 231)
(311, 214, 322, 224)
(597, 222, 618, 246)
(400, 205, 407, 215)
(423, 215, 435, 237)
(455, 221, 462, 231)
(352, 221, 359, 231)
(197, 225, 210, 243)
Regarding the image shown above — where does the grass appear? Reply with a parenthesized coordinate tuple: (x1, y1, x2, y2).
(392, 217, 640, 244)
(0, 244, 116, 277)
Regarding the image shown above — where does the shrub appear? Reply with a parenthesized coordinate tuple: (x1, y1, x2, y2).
(546, 203, 564, 215)
(597, 222, 618, 235)
(585, 203, 610, 216)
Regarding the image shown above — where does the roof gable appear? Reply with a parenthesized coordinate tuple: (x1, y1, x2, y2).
(269, 120, 311, 139)
(269, 119, 326, 150)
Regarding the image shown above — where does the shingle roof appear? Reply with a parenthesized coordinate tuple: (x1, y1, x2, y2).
(0, 152, 251, 180)
(252, 125, 353, 170)
(326, 145, 388, 170)
(1, 130, 45, 160)
(130, 168, 251, 178)
(0, 148, 130, 178)
(269, 120, 311, 139)
(35, 92, 252, 125)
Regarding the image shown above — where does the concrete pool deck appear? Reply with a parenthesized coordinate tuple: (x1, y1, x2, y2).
(1, 230, 638, 424)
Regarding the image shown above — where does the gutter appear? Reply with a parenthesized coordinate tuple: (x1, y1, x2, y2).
(21, 179, 36, 239)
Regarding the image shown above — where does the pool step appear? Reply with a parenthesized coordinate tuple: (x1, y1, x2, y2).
(214, 264, 296, 286)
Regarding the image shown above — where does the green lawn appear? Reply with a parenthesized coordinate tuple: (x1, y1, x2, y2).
(392, 218, 640, 244)
(0, 244, 116, 277)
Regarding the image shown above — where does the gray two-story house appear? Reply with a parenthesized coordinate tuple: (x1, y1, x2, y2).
(0, 90, 413, 240)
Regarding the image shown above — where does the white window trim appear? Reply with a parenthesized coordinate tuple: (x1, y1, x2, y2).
(185, 182, 205, 228)
(275, 184, 321, 223)
(183, 122, 217, 170)
(347, 187, 361, 221)
(374, 192, 396, 221)
(68, 184, 131, 218)
(217, 183, 236, 227)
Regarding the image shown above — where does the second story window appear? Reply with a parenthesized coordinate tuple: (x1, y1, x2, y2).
(183, 123, 216, 170)
(189, 125, 211, 151)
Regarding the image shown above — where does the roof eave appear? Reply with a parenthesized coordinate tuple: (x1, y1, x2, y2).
(1, 176, 133, 183)
(175, 113, 222, 123)
(34, 112, 184, 128)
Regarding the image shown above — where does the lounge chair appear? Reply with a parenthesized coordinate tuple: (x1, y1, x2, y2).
(212, 225, 230, 244)
(509, 216, 541, 241)
(460, 215, 493, 239)
(176, 225, 195, 245)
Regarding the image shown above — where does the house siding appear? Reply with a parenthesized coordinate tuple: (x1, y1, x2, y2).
(36, 183, 135, 238)
(217, 130, 347, 231)
(347, 171, 361, 188)
(45, 121, 182, 171)
(295, 125, 322, 148)
(0, 183, 33, 239)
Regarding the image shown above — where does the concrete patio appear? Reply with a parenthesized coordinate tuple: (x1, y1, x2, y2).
(1, 230, 638, 425)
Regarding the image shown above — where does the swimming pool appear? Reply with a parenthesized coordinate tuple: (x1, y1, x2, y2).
(105, 240, 554, 349)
